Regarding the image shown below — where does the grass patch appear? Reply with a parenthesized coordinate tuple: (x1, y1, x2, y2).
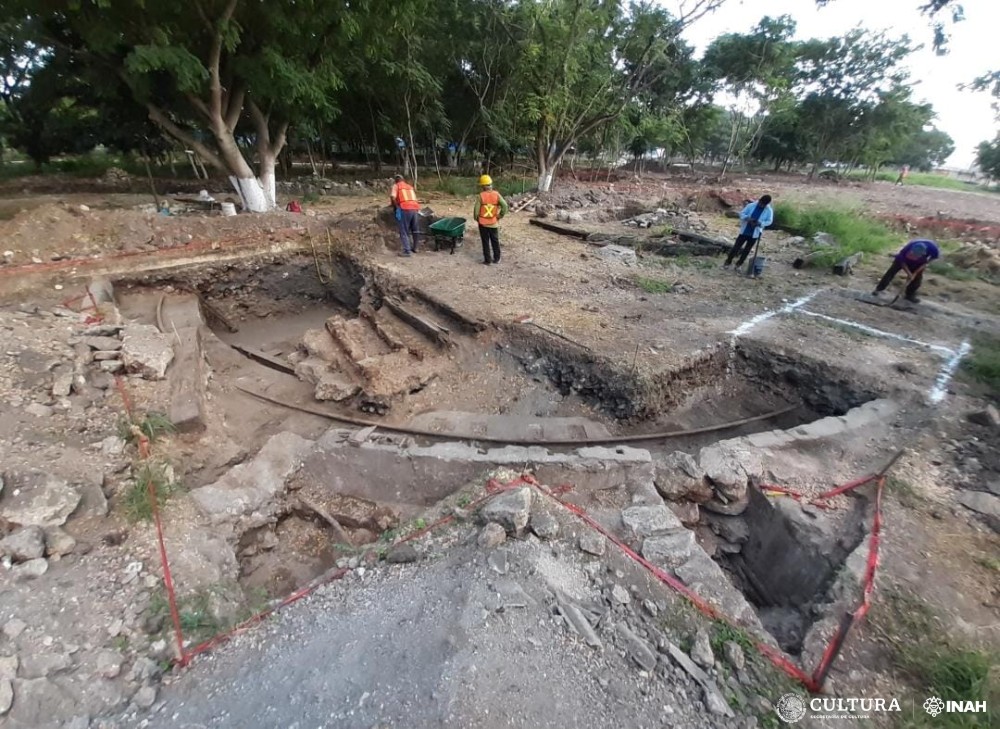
(122, 460, 179, 522)
(773, 202, 897, 268)
(118, 411, 176, 446)
(635, 276, 673, 294)
(886, 475, 925, 509)
(963, 336, 1000, 394)
(710, 622, 755, 655)
(872, 590, 999, 728)
(929, 261, 978, 281)
(846, 170, 1000, 194)
(974, 555, 1000, 573)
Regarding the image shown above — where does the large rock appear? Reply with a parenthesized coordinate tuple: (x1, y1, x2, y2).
(480, 487, 532, 535)
(43, 526, 77, 557)
(0, 679, 10, 715)
(191, 432, 314, 524)
(595, 244, 637, 266)
(640, 530, 696, 568)
(529, 510, 560, 540)
(698, 442, 763, 502)
(691, 627, 714, 668)
(621, 505, 682, 540)
(0, 525, 45, 562)
(958, 491, 1000, 530)
(654, 452, 712, 502)
(968, 405, 1000, 429)
(0, 473, 80, 527)
(294, 357, 329, 385)
(121, 324, 174, 380)
(617, 624, 656, 672)
(302, 329, 341, 362)
(315, 372, 361, 402)
(12, 558, 48, 580)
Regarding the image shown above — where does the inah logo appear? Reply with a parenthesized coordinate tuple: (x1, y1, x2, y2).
(775, 693, 807, 724)
(924, 697, 945, 717)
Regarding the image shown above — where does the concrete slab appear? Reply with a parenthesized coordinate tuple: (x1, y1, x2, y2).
(296, 431, 653, 508)
(408, 410, 612, 442)
(161, 295, 208, 432)
(191, 432, 315, 524)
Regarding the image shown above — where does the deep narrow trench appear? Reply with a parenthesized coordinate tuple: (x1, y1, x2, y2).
(707, 487, 870, 654)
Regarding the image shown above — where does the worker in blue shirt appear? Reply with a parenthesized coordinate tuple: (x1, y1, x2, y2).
(872, 239, 940, 303)
(723, 195, 774, 269)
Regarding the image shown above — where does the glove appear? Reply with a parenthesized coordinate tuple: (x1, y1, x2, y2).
(394, 207, 402, 221)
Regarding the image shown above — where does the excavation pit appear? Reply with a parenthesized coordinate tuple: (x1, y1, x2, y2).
(114, 251, 885, 603)
(115, 252, 878, 445)
(707, 486, 870, 654)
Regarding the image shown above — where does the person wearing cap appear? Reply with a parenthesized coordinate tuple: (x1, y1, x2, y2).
(474, 174, 509, 265)
(872, 239, 940, 303)
(723, 194, 774, 269)
(390, 174, 421, 257)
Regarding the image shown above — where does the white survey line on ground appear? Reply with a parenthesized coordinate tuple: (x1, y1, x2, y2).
(793, 309, 957, 357)
(728, 291, 820, 337)
(929, 341, 972, 404)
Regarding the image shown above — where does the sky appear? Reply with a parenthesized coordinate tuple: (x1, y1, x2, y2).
(670, 0, 998, 169)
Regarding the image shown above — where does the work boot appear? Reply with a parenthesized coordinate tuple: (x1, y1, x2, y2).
(870, 289, 882, 297)
(721, 261, 731, 269)
(904, 293, 920, 304)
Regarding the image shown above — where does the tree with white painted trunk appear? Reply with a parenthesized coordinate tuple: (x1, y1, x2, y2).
(29, 0, 348, 212)
(503, 0, 726, 193)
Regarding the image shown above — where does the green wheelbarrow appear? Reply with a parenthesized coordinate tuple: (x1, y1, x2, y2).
(428, 217, 466, 254)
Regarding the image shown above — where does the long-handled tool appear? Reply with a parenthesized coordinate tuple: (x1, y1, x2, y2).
(888, 263, 924, 305)
(744, 223, 763, 277)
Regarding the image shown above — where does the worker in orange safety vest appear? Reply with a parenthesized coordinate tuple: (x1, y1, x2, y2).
(474, 174, 509, 265)
(390, 174, 421, 257)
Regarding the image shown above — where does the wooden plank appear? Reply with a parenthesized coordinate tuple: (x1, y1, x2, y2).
(231, 343, 297, 375)
(383, 298, 451, 347)
(169, 326, 207, 432)
(673, 229, 730, 248)
(528, 218, 592, 239)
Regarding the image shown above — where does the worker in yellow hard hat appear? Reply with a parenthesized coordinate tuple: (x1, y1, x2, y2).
(474, 174, 509, 265)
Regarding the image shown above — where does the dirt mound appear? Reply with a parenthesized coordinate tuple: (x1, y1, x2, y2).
(0, 201, 323, 266)
(947, 241, 1000, 276)
(880, 213, 1000, 243)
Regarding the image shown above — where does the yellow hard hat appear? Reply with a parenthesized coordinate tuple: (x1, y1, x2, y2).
(478, 174, 493, 186)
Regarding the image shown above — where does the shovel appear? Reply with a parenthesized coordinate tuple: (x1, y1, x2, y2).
(889, 264, 925, 305)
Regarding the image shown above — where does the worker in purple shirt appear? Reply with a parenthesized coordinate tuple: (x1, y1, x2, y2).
(872, 239, 939, 303)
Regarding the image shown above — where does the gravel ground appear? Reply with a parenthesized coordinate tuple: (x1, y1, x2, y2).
(135, 528, 771, 729)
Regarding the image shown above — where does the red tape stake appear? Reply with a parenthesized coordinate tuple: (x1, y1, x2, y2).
(147, 474, 187, 666)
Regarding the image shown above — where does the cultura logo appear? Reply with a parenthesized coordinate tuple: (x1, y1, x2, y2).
(924, 697, 946, 717)
(775, 693, 807, 724)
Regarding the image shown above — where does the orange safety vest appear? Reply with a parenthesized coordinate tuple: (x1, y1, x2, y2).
(393, 181, 420, 211)
(478, 190, 500, 227)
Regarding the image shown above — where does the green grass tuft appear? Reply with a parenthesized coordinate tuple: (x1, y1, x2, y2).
(845, 169, 1000, 193)
(635, 276, 673, 294)
(964, 336, 1000, 394)
(929, 260, 978, 281)
(122, 460, 179, 522)
(773, 202, 898, 268)
(118, 411, 176, 446)
(872, 590, 999, 729)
